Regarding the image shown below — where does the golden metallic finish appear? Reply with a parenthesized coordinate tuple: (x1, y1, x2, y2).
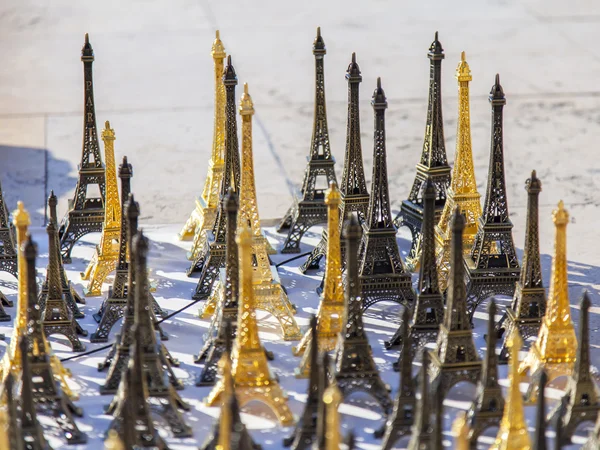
(81, 121, 120, 296)
(435, 51, 482, 292)
(323, 383, 343, 450)
(202, 84, 300, 341)
(182, 30, 227, 255)
(205, 225, 294, 425)
(492, 329, 531, 450)
(519, 201, 577, 393)
(293, 182, 344, 376)
(0, 409, 8, 450)
(104, 430, 125, 450)
(452, 412, 470, 450)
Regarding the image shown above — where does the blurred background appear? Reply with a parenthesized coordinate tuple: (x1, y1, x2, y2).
(0, 0, 599, 266)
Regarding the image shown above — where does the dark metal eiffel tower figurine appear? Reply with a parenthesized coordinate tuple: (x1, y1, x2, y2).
(106, 321, 168, 449)
(429, 207, 481, 400)
(407, 351, 435, 450)
(189, 56, 241, 300)
(91, 156, 133, 342)
(548, 292, 600, 444)
(39, 191, 86, 323)
(0, 177, 17, 307)
(466, 300, 505, 446)
(332, 212, 393, 414)
(377, 308, 416, 449)
(314, 351, 332, 450)
(394, 32, 451, 271)
(0, 373, 22, 450)
(99, 218, 180, 393)
(41, 219, 86, 351)
(300, 52, 369, 273)
(357, 78, 415, 311)
(106, 231, 192, 437)
(533, 370, 549, 450)
(498, 170, 546, 362)
(277, 27, 338, 254)
(18, 337, 53, 450)
(387, 178, 442, 350)
(195, 189, 240, 386)
(59, 33, 106, 263)
(464, 74, 520, 321)
(284, 315, 320, 450)
(23, 236, 87, 444)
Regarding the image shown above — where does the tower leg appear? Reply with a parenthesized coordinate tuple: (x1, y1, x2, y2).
(91, 302, 125, 343)
(52, 393, 88, 444)
(277, 206, 294, 232)
(299, 238, 326, 273)
(192, 255, 224, 300)
(46, 326, 86, 352)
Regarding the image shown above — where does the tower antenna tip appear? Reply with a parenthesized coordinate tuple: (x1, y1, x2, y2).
(461, 51, 466, 61)
(317, 26, 321, 37)
(85, 33, 89, 43)
(352, 52, 356, 63)
(216, 30, 220, 39)
(244, 82, 248, 94)
(495, 73, 500, 85)
(377, 77, 381, 89)
(435, 31, 439, 40)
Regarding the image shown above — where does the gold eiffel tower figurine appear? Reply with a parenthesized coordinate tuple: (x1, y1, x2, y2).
(435, 51, 482, 292)
(492, 328, 531, 450)
(322, 382, 343, 450)
(205, 224, 294, 425)
(0, 203, 75, 399)
(519, 201, 577, 403)
(81, 121, 120, 296)
(202, 83, 300, 341)
(293, 181, 344, 376)
(182, 31, 227, 252)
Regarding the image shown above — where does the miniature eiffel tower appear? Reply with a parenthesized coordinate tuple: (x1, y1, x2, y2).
(180, 30, 227, 245)
(519, 201, 577, 403)
(188, 55, 241, 294)
(81, 121, 120, 296)
(429, 207, 481, 400)
(332, 212, 393, 414)
(205, 224, 294, 425)
(91, 156, 132, 342)
(466, 300, 505, 446)
(498, 170, 546, 362)
(395, 32, 452, 271)
(22, 235, 87, 444)
(39, 193, 86, 322)
(435, 51, 482, 292)
(491, 328, 530, 450)
(0, 176, 17, 302)
(357, 78, 415, 311)
(106, 231, 192, 437)
(387, 178, 442, 350)
(285, 316, 320, 449)
(277, 27, 338, 253)
(41, 219, 86, 351)
(18, 337, 53, 450)
(547, 292, 599, 444)
(464, 74, 520, 320)
(533, 370, 549, 450)
(196, 190, 240, 386)
(59, 33, 106, 263)
(300, 52, 369, 274)
(407, 351, 435, 450)
(106, 321, 168, 449)
(377, 308, 416, 449)
(293, 183, 344, 376)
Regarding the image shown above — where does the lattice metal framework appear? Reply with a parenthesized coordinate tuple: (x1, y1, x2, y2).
(59, 33, 106, 263)
(0, 176, 17, 310)
(277, 27, 338, 253)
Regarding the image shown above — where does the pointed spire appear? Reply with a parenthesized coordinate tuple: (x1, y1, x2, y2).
(346, 52, 361, 79)
(490, 74, 505, 102)
(574, 291, 592, 381)
(533, 371, 548, 450)
(372, 77, 387, 108)
(455, 50, 472, 81)
(428, 31, 444, 57)
(313, 26, 326, 54)
(82, 32, 94, 60)
(224, 55, 237, 84)
(212, 29, 226, 58)
(239, 82, 254, 114)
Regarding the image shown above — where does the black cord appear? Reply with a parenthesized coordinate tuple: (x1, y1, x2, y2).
(60, 250, 313, 362)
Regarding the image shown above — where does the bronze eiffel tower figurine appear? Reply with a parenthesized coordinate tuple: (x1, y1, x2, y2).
(548, 292, 600, 444)
(59, 33, 106, 263)
(464, 74, 520, 321)
(189, 56, 241, 300)
(41, 219, 86, 351)
(277, 27, 338, 253)
(332, 212, 393, 414)
(196, 189, 240, 386)
(106, 321, 168, 449)
(106, 231, 191, 437)
(23, 236, 87, 444)
(407, 351, 435, 450)
(395, 32, 451, 271)
(429, 207, 481, 400)
(314, 352, 332, 450)
(498, 170, 546, 362)
(91, 156, 133, 341)
(0, 176, 17, 309)
(377, 308, 416, 449)
(357, 78, 415, 311)
(466, 300, 505, 446)
(300, 52, 369, 274)
(387, 178, 442, 350)
(284, 315, 320, 449)
(533, 370, 549, 450)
